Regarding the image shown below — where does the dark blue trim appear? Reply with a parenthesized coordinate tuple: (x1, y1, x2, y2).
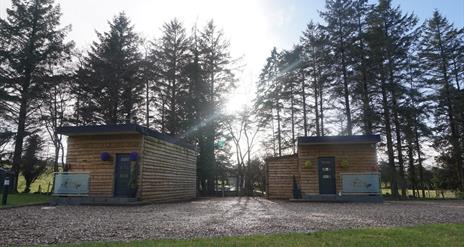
(298, 135, 380, 144)
(57, 124, 196, 151)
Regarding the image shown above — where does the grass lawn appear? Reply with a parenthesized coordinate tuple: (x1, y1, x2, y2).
(0, 193, 50, 207)
(48, 223, 464, 247)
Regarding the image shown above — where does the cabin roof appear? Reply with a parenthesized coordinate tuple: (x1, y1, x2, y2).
(57, 124, 196, 151)
(298, 135, 381, 145)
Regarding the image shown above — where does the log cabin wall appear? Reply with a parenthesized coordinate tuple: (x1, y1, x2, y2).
(66, 134, 143, 197)
(298, 143, 378, 195)
(139, 135, 197, 202)
(265, 155, 298, 199)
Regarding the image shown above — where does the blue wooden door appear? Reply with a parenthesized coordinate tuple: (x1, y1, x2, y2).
(318, 157, 336, 194)
(114, 154, 132, 197)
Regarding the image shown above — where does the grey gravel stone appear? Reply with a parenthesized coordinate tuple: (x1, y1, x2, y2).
(1, 197, 464, 246)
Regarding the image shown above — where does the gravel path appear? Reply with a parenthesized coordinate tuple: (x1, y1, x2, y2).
(1, 197, 464, 246)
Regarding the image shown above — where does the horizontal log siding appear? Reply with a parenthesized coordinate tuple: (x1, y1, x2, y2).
(298, 143, 378, 195)
(266, 156, 298, 199)
(66, 134, 143, 197)
(140, 136, 197, 202)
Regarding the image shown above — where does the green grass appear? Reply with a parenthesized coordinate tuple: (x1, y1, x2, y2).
(0, 193, 50, 207)
(45, 224, 464, 247)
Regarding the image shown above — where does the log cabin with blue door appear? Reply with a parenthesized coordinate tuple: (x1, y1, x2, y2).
(265, 135, 382, 202)
(52, 124, 197, 204)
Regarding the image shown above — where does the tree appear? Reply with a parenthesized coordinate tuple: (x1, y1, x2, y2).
(150, 19, 191, 135)
(279, 47, 304, 153)
(0, 0, 73, 191)
(20, 135, 47, 193)
(320, 0, 357, 135)
(366, 0, 419, 198)
(255, 48, 284, 156)
(197, 20, 236, 194)
(300, 22, 330, 136)
(351, 0, 376, 135)
(74, 12, 143, 124)
(39, 76, 71, 172)
(225, 107, 261, 195)
(419, 11, 464, 190)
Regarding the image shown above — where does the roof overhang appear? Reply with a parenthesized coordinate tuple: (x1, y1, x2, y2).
(57, 124, 197, 151)
(298, 135, 381, 145)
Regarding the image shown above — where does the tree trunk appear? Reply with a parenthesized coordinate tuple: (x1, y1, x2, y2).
(314, 73, 320, 137)
(407, 140, 417, 198)
(391, 89, 407, 198)
(340, 37, 352, 135)
(276, 102, 282, 156)
(380, 73, 399, 198)
(301, 71, 308, 136)
(290, 82, 296, 154)
(12, 90, 29, 193)
(357, 12, 373, 135)
(319, 82, 325, 136)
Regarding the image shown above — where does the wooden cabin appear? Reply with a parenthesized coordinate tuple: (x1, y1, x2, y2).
(53, 124, 197, 204)
(266, 135, 382, 202)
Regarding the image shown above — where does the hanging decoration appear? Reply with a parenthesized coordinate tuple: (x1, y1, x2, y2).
(129, 151, 138, 161)
(340, 159, 350, 168)
(100, 152, 111, 161)
(304, 160, 312, 169)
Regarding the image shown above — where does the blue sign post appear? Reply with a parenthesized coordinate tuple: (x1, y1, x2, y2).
(2, 177, 10, 205)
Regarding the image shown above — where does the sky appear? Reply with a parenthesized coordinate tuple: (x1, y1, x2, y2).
(1, 0, 463, 113)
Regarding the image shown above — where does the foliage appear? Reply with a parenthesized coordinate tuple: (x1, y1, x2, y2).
(0, 0, 73, 191)
(19, 135, 47, 193)
(74, 12, 143, 124)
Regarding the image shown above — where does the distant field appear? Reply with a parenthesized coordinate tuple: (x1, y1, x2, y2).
(16, 168, 55, 193)
(381, 188, 457, 199)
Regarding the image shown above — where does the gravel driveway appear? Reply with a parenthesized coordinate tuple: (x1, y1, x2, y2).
(1, 197, 464, 246)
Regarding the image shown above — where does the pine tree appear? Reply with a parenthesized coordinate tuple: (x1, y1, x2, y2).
(197, 20, 235, 193)
(150, 19, 191, 135)
(280, 47, 304, 153)
(320, 0, 357, 135)
(367, 0, 418, 198)
(74, 13, 143, 124)
(300, 22, 330, 136)
(0, 0, 73, 191)
(351, 0, 376, 134)
(255, 48, 283, 156)
(419, 11, 464, 190)
(19, 135, 47, 193)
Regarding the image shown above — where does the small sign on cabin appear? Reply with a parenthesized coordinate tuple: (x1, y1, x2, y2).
(53, 172, 90, 196)
(341, 172, 380, 194)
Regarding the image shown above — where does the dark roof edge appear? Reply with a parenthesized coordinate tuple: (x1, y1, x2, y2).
(57, 124, 197, 151)
(264, 154, 298, 161)
(298, 135, 381, 145)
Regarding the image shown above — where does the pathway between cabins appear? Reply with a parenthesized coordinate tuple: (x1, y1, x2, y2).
(1, 197, 464, 246)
